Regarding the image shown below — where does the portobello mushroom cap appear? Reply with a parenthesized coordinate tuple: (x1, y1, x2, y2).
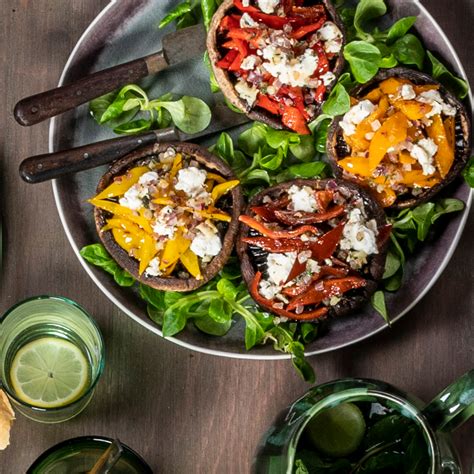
(207, 0, 346, 130)
(94, 142, 243, 292)
(236, 178, 389, 320)
(326, 67, 472, 209)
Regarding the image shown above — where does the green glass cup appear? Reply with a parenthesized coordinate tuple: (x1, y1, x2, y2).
(0, 296, 105, 423)
(254, 371, 474, 473)
(27, 436, 153, 473)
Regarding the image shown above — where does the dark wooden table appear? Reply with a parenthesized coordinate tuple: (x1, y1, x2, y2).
(0, 1, 472, 472)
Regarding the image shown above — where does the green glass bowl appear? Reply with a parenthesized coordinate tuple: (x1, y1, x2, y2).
(27, 436, 153, 473)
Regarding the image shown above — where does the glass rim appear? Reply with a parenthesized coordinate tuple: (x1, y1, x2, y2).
(26, 436, 152, 472)
(0, 295, 105, 412)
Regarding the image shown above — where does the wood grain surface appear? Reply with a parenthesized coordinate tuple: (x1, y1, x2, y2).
(0, 1, 472, 472)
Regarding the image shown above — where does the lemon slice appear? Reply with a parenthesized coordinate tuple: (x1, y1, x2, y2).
(306, 402, 366, 458)
(10, 337, 89, 408)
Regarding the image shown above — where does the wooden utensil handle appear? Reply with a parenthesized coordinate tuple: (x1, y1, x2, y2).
(14, 52, 168, 126)
(19, 128, 180, 183)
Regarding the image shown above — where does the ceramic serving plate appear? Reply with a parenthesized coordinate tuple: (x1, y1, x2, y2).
(51, 0, 472, 359)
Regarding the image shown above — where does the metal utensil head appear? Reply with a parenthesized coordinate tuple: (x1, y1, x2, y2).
(162, 24, 207, 66)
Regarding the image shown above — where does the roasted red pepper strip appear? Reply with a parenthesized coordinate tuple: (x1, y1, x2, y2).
(217, 50, 239, 69)
(285, 258, 307, 284)
(314, 190, 334, 212)
(310, 222, 345, 260)
(291, 5, 325, 21)
(313, 84, 327, 103)
(313, 42, 330, 76)
(256, 94, 282, 116)
(287, 276, 367, 311)
(239, 215, 319, 239)
(281, 105, 310, 135)
(377, 224, 392, 248)
(274, 205, 345, 225)
(250, 271, 328, 321)
(219, 14, 241, 32)
(250, 206, 277, 222)
(242, 237, 307, 253)
(292, 17, 326, 40)
(249, 11, 289, 29)
(229, 52, 245, 71)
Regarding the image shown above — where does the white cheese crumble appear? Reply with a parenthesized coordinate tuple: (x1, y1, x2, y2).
(240, 54, 261, 70)
(399, 84, 416, 100)
(306, 259, 321, 274)
(240, 12, 260, 28)
(152, 206, 176, 239)
(119, 185, 142, 211)
(261, 46, 318, 88)
(259, 280, 282, 300)
(190, 221, 222, 263)
(410, 138, 438, 176)
(138, 171, 159, 185)
(321, 71, 336, 86)
(288, 185, 318, 213)
(267, 252, 297, 285)
(175, 167, 207, 196)
(371, 119, 381, 132)
(145, 257, 161, 277)
(235, 78, 259, 107)
(416, 90, 456, 118)
(340, 209, 378, 255)
(340, 100, 376, 136)
(257, 0, 280, 14)
(316, 21, 343, 54)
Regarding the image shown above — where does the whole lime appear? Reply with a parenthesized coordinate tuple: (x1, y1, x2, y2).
(305, 402, 366, 458)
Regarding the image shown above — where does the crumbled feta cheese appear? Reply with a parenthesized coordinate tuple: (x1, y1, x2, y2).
(399, 84, 416, 100)
(152, 206, 177, 239)
(240, 54, 261, 70)
(259, 280, 282, 300)
(297, 250, 312, 264)
(320, 71, 336, 86)
(235, 78, 259, 106)
(316, 21, 343, 54)
(145, 257, 161, 277)
(190, 221, 222, 263)
(365, 132, 375, 140)
(306, 259, 321, 274)
(340, 208, 378, 255)
(242, 0, 250, 6)
(175, 167, 207, 196)
(340, 100, 376, 136)
(266, 252, 297, 285)
(159, 147, 176, 164)
(240, 12, 259, 28)
(261, 47, 318, 88)
(288, 185, 317, 212)
(257, 0, 280, 14)
(417, 90, 456, 118)
(119, 185, 142, 211)
(371, 119, 381, 132)
(410, 138, 438, 175)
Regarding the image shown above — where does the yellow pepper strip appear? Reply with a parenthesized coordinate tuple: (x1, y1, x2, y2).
(379, 77, 410, 96)
(180, 248, 202, 279)
(374, 186, 397, 208)
(138, 233, 157, 275)
(198, 210, 232, 222)
(206, 172, 226, 184)
(205, 179, 214, 192)
(400, 170, 441, 187)
(169, 153, 183, 182)
(89, 198, 153, 234)
(102, 217, 146, 238)
(163, 260, 177, 277)
(392, 100, 433, 121)
(427, 114, 454, 178)
(211, 180, 239, 203)
(413, 84, 439, 95)
(369, 112, 408, 172)
(399, 151, 416, 165)
(111, 228, 141, 253)
(444, 116, 455, 150)
(362, 87, 383, 103)
(159, 230, 191, 270)
(337, 156, 373, 178)
(94, 166, 149, 200)
(152, 197, 174, 206)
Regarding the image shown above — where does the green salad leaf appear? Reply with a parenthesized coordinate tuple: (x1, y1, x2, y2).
(371, 291, 390, 326)
(344, 41, 382, 83)
(386, 16, 418, 44)
(462, 157, 474, 187)
(354, 0, 387, 41)
(427, 51, 470, 99)
(392, 34, 425, 70)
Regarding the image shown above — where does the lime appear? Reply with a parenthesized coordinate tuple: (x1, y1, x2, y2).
(305, 402, 366, 458)
(10, 337, 90, 408)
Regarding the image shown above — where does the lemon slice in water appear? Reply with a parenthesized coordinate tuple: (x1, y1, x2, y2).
(10, 337, 89, 408)
(306, 402, 366, 458)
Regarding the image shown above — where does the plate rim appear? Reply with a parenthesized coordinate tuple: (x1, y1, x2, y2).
(50, 0, 472, 360)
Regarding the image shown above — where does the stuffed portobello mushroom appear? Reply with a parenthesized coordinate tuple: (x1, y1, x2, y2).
(327, 68, 472, 209)
(237, 179, 390, 321)
(90, 142, 243, 292)
(207, 0, 345, 135)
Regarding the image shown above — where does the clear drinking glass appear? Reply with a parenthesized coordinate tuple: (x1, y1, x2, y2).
(0, 296, 105, 423)
(27, 436, 153, 473)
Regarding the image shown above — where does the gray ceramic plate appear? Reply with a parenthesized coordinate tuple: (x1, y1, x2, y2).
(51, 0, 472, 359)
